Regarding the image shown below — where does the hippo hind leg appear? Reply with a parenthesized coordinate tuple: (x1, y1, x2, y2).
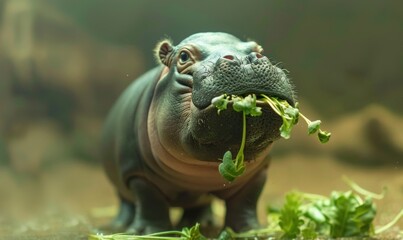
(125, 178, 172, 234)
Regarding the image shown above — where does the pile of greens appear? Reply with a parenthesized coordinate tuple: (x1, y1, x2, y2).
(88, 178, 403, 240)
(219, 177, 402, 240)
(211, 94, 331, 182)
(273, 190, 377, 239)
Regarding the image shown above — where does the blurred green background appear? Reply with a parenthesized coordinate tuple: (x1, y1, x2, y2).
(0, 0, 402, 238)
(1, 0, 402, 167)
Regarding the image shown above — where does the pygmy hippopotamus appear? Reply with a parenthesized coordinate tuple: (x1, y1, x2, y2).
(100, 32, 295, 234)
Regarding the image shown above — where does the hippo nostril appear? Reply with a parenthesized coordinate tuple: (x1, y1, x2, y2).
(222, 55, 235, 61)
(247, 52, 266, 63)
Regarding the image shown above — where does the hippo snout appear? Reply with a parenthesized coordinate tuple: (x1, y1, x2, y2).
(192, 52, 295, 110)
(216, 51, 266, 67)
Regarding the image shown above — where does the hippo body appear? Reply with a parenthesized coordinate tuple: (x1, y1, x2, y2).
(101, 32, 295, 234)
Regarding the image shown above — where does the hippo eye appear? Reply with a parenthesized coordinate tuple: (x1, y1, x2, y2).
(179, 51, 190, 63)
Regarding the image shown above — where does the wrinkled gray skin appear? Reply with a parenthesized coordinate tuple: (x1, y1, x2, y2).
(101, 32, 295, 234)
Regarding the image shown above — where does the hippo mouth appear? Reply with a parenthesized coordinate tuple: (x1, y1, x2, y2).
(187, 96, 285, 161)
(230, 92, 295, 107)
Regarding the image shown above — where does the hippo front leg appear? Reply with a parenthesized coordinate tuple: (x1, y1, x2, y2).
(126, 178, 172, 234)
(224, 168, 268, 232)
(105, 195, 135, 232)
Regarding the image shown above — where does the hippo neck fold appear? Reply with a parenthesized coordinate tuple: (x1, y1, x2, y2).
(146, 106, 270, 194)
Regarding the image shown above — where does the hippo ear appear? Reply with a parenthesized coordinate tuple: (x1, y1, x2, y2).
(155, 39, 175, 66)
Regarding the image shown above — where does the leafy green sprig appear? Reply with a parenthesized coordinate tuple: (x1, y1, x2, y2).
(88, 223, 205, 240)
(278, 193, 305, 239)
(260, 94, 331, 143)
(211, 94, 262, 182)
(212, 93, 331, 182)
(298, 191, 377, 238)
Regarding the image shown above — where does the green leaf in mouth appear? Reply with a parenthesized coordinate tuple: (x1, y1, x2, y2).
(218, 150, 245, 182)
(211, 94, 230, 114)
(308, 120, 321, 135)
(212, 93, 331, 182)
(213, 94, 261, 182)
(260, 94, 331, 144)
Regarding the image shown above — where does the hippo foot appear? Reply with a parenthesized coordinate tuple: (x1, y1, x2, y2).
(177, 204, 216, 229)
(223, 169, 267, 233)
(123, 178, 172, 234)
(126, 220, 171, 235)
(225, 215, 261, 233)
(101, 196, 136, 233)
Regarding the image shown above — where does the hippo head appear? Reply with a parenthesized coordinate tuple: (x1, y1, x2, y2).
(150, 32, 296, 162)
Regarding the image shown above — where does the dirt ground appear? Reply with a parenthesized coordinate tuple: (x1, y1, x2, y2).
(0, 154, 402, 240)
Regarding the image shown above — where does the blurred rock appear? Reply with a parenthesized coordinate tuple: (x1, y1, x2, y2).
(0, 0, 146, 169)
(272, 104, 403, 167)
(0, 0, 145, 135)
(7, 120, 67, 174)
(0, 136, 9, 165)
(331, 105, 403, 167)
